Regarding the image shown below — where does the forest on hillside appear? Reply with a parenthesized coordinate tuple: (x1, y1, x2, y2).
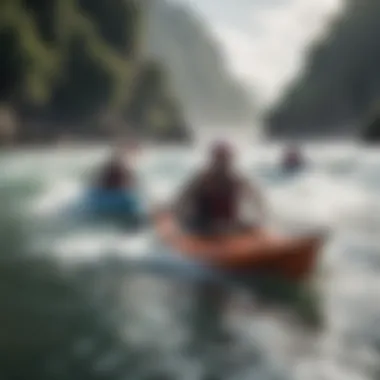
(266, 0, 380, 140)
(0, 0, 254, 145)
(0, 0, 190, 144)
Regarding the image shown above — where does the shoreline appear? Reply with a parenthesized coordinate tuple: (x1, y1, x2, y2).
(0, 139, 193, 155)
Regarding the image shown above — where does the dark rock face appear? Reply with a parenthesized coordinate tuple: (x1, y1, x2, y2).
(361, 114, 380, 143)
(0, 0, 191, 144)
(265, 0, 380, 140)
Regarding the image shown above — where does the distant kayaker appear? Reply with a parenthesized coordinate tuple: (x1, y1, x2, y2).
(96, 147, 136, 191)
(174, 140, 266, 235)
(281, 145, 304, 173)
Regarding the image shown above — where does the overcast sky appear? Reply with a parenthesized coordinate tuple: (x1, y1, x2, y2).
(169, 0, 344, 105)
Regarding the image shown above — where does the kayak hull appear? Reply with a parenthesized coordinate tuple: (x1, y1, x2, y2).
(155, 212, 324, 281)
(81, 189, 143, 218)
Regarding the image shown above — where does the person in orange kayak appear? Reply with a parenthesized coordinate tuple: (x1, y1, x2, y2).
(175, 140, 266, 235)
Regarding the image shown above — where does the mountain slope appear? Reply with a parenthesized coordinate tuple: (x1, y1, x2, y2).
(145, 0, 253, 126)
(265, 0, 380, 139)
(0, 0, 190, 144)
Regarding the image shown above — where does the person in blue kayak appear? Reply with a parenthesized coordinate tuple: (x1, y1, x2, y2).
(90, 144, 145, 228)
(97, 146, 136, 191)
(175, 140, 266, 236)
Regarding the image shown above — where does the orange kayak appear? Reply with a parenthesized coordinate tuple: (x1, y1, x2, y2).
(155, 212, 324, 281)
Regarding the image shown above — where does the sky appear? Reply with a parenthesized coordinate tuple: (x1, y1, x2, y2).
(169, 0, 344, 106)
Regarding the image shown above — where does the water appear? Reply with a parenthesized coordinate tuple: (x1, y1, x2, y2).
(1, 142, 380, 380)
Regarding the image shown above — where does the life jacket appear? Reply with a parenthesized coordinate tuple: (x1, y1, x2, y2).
(194, 175, 239, 221)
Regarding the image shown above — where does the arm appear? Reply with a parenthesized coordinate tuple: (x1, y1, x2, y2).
(172, 173, 201, 216)
(241, 177, 267, 222)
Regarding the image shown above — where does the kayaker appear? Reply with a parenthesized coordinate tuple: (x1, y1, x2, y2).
(96, 148, 136, 191)
(281, 146, 304, 172)
(175, 140, 266, 235)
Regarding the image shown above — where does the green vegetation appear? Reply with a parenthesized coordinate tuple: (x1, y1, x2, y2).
(266, 0, 380, 140)
(145, 0, 253, 127)
(125, 60, 190, 141)
(0, 0, 255, 144)
(0, 0, 189, 144)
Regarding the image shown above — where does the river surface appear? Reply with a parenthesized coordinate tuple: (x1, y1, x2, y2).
(1, 142, 380, 380)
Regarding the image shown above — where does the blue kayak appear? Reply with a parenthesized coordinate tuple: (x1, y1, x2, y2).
(80, 188, 144, 218)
